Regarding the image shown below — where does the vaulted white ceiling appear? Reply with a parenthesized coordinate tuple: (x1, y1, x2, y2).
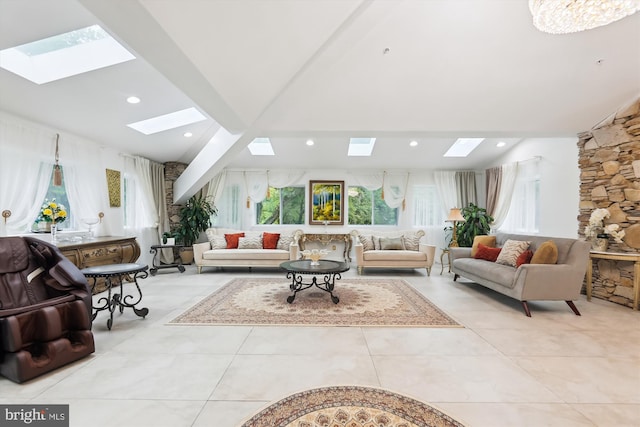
(1, 1, 639, 193)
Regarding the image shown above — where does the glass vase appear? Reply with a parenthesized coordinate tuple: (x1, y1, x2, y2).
(50, 223, 58, 241)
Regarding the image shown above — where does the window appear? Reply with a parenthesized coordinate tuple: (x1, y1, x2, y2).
(348, 186, 398, 226)
(35, 166, 72, 229)
(500, 161, 540, 233)
(256, 186, 305, 225)
(412, 185, 444, 227)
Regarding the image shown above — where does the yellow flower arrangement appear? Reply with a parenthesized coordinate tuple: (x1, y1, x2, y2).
(39, 199, 67, 224)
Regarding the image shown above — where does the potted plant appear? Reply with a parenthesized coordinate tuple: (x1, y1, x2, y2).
(174, 194, 217, 264)
(456, 203, 494, 247)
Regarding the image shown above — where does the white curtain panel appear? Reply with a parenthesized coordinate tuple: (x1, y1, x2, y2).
(63, 136, 112, 235)
(433, 170, 458, 216)
(267, 170, 305, 189)
(491, 162, 519, 230)
(244, 171, 269, 204)
(205, 169, 227, 206)
(348, 171, 384, 190)
(0, 116, 55, 235)
(382, 172, 409, 209)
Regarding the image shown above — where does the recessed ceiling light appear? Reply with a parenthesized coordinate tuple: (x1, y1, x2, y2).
(248, 138, 275, 156)
(184, 132, 193, 138)
(348, 138, 376, 156)
(409, 140, 418, 147)
(443, 138, 485, 157)
(127, 107, 206, 135)
(496, 141, 506, 147)
(0, 24, 135, 84)
(127, 96, 140, 104)
(306, 139, 314, 146)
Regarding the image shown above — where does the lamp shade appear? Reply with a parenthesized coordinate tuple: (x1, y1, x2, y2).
(446, 208, 465, 222)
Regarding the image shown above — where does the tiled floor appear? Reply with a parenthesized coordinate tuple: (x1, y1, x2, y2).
(1, 265, 638, 427)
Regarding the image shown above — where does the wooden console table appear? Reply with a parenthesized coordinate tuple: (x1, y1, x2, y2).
(586, 251, 640, 311)
(57, 236, 141, 293)
(299, 233, 352, 263)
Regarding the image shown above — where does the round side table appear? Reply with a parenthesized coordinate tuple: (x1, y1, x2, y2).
(81, 263, 149, 330)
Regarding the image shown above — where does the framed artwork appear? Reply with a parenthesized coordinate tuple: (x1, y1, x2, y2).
(105, 169, 121, 207)
(309, 180, 344, 225)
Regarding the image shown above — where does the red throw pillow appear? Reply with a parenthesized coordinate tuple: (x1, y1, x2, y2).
(474, 243, 502, 262)
(263, 232, 280, 249)
(516, 249, 533, 267)
(224, 233, 245, 249)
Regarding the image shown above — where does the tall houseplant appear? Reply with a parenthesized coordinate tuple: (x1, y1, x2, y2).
(174, 194, 217, 263)
(456, 203, 494, 247)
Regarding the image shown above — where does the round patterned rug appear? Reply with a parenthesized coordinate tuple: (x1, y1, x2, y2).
(240, 386, 466, 427)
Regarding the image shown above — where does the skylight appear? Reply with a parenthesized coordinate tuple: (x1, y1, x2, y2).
(0, 25, 135, 84)
(248, 138, 275, 156)
(127, 108, 206, 135)
(443, 138, 485, 157)
(348, 138, 376, 156)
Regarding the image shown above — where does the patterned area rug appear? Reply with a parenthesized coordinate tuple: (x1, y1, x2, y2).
(240, 386, 466, 427)
(169, 277, 460, 327)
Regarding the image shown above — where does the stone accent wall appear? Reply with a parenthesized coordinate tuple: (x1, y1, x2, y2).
(577, 97, 640, 307)
(164, 161, 188, 232)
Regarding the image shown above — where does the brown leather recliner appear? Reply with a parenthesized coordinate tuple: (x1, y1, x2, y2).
(0, 236, 95, 383)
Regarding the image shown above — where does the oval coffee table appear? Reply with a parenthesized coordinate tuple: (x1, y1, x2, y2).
(280, 259, 349, 304)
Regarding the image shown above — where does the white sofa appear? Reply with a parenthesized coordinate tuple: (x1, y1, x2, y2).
(193, 228, 302, 273)
(351, 229, 436, 276)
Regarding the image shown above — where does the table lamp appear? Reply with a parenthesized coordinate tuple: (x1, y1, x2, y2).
(446, 208, 465, 247)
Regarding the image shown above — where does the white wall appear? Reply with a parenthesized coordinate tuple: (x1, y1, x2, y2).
(485, 137, 580, 238)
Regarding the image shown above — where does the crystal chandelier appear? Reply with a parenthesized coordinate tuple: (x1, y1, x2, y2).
(529, 0, 640, 34)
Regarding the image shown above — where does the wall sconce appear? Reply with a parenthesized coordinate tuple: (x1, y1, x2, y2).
(446, 208, 465, 248)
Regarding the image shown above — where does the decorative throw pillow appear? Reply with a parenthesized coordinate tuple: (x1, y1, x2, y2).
(209, 235, 227, 250)
(358, 234, 374, 252)
(262, 232, 280, 249)
(224, 232, 245, 249)
(495, 239, 531, 267)
(474, 243, 502, 262)
(531, 240, 558, 264)
(379, 236, 405, 250)
(277, 234, 294, 251)
(471, 235, 496, 257)
(237, 235, 263, 249)
(403, 232, 421, 251)
(516, 249, 533, 267)
(372, 236, 381, 250)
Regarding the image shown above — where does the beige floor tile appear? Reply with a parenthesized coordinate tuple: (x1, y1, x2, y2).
(112, 325, 253, 354)
(438, 403, 595, 427)
(373, 355, 562, 403)
(38, 353, 234, 400)
(211, 354, 380, 401)
(363, 328, 500, 356)
(192, 401, 268, 427)
(572, 403, 640, 427)
(62, 399, 205, 427)
(515, 356, 640, 403)
(239, 326, 369, 355)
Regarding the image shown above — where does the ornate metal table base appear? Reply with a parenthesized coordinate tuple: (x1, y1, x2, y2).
(286, 271, 341, 304)
(280, 260, 350, 305)
(81, 263, 149, 330)
(149, 244, 185, 275)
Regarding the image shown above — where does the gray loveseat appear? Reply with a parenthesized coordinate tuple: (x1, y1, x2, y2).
(450, 232, 590, 316)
